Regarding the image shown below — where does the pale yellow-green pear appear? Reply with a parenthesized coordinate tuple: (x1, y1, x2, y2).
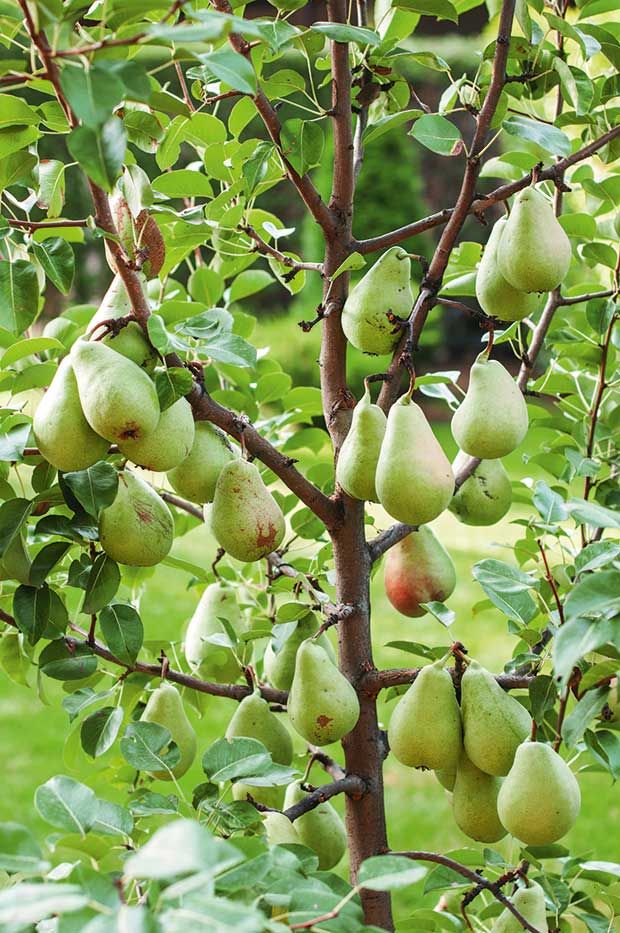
(336, 383, 386, 501)
(263, 811, 301, 847)
(141, 682, 197, 780)
(42, 316, 79, 356)
(497, 742, 581, 845)
(233, 783, 284, 809)
(33, 357, 109, 472)
(461, 660, 532, 776)
(264, 613, 334, 691)
(288, 640, 359, 746)
(341, 247, 412, 355)
(388, 661, 462, 771)
(87, 275, 158, 372)
(435, 768, 456, 792)
(476, 219, 541, 321)
(167, 421, 236, 504)
(119, 397, 195, 472)
(451, 352, 528, 459)
(99, 469, 173, 566)
(491, 882, 548, 932)
(449, 453, 512, 526)
(498, 187, 571, 293)
(210, 460, 285, 563)
(226, 691, 293, 765)
(71, 339, 160, 443)
(452, 752, 506, 843)
(184, 582, 244, 683)
(376, 391, 454, 525)
(384, 526, 456, 617)
(284, 780, 347, 870)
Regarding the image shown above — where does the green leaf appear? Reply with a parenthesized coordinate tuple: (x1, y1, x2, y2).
(82, 553, 121, 614)
(59, 62, 125, 128)
(201, 331, 257, 368)
(120, 721, 180, 774)
(281, 119, 324, 175)
(472, 559, 539, 624)
(37, 159, 65, 217)
(12, 584, 50, 646)
(420, 601, 455, 627)
(0, 498, 32, 560)
(242, 141, 273, 196)
(0, 94, 40, 129)
(529, 674, 557, 725)
(152, 170, 213, 199)
(393, 0, 458, 23)
(532, 480, 568, 524)
(562, 687, 608, 747)
(564, 571, 620, 622)
(63, 461, 118, 518)
(0, 260, 39, 333)
(199, 49, 257, 96)
(1, 337, 64, 368)
(154, 367, 193, 412)
(0, 884, 87, 927)
(67, 119, 127, 192)
(553, 618, 620, 684)
(39, 639, 98, 681)
(358, 855, 427, 890)
(553, 60, 594, 116)
(31, 238, 75, 294)
(310, 22, 381, 46)
(35, 775, 96, 835)
(363, 109, 423, 145)
(229, 270, 274, 303)
(29, 542, 71, 587)
(502, 115, 572, 156)
(0, 823, 49, 874)
(202, 737, 272, 783)
(92, 798, 134, 837)
(410, 114, 463, 156)
(576, 541, 620, 575)
(81, 706, 124, 758)
(330, 252, 366, 280)
(99, 603, 143, 665)
(124, 818, 242, 880)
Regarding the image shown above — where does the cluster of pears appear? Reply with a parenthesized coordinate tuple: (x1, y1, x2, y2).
(388, 659, 580, 846)
(476, 186, 572, 321)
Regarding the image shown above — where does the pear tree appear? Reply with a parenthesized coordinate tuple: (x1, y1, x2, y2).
(0, 0, 618, 930)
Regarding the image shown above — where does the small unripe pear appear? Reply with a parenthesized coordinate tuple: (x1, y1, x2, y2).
(264, 613, 334, 691)
(341, 247, 412, 355)
(497, 742, 581, 845)
(119, 397, 195, 472)
(232, 783, 284, 809)
(99, 469, 173, 567)
(384, 526, 456, 618)
(167, 421, 235, 504)
(451, 352, 528, 459)
(498, 187, 571, 293)
(491, 881, 548, 932)
(336, 384, 386, 501)
(376, 392, 454, 525)
(210, 460, 285, 563)
(288, 641, 359, 746)
(184, 582, 245, 683)
(284, 780, 347, 869)
(452, 753, 506, 843)
(449, 454, 512, 526)
(388, 661, 462, 772)
(87, 274, 158, 372)
(461, 660, 531, 776)
(226, 692, 293, 765)
(263, 811, 300, 847)
(141, 682, 197, 780)
(476, 219, 541, 322)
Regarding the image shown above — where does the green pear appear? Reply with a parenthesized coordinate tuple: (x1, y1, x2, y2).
(288, 640, 359, 746)
(226, 691, 293, 765)
(335, 384, 386, 501)
(341, 247, 413, 355)
(167, 421, 235, 504)
(461, 660, 532, 776)
(452, 752, 506, 843)
(388, 661, 462, 771)
(184, 582, 244, 683)
(491, 882, 548, 932)
(0, 534, 31, 585)
(99, 469, 173, 566)
(376, 392, 454, 525)
(232, 783, 284, 809)
(141, 682, 197, 780)
(33, 357, 109, 472)
(384, 526, 456, 618)
(451, 352, 528, 459)
(264, 613, 335, 691)
(210, 460, 285, 563)
(449, 453, 512, 526)
(497, 741, 581, 845)
(119, 397, 195, 472)
(87, 275, 158, 372)
(476, 219, 541, 321)
(42, 316, 79, 356)
(70, 339, 160, 444)
(284, 780, 347, 870)
(263, 811, 301, 847)
(498, 187, 571, 293)
(435, 768, 456, 792)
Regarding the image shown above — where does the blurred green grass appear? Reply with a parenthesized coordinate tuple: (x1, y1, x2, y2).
(0, 423, 618, 924)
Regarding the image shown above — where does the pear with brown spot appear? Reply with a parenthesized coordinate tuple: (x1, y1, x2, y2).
(209, 459, 285, 562)
(287, 640, 359, 746)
